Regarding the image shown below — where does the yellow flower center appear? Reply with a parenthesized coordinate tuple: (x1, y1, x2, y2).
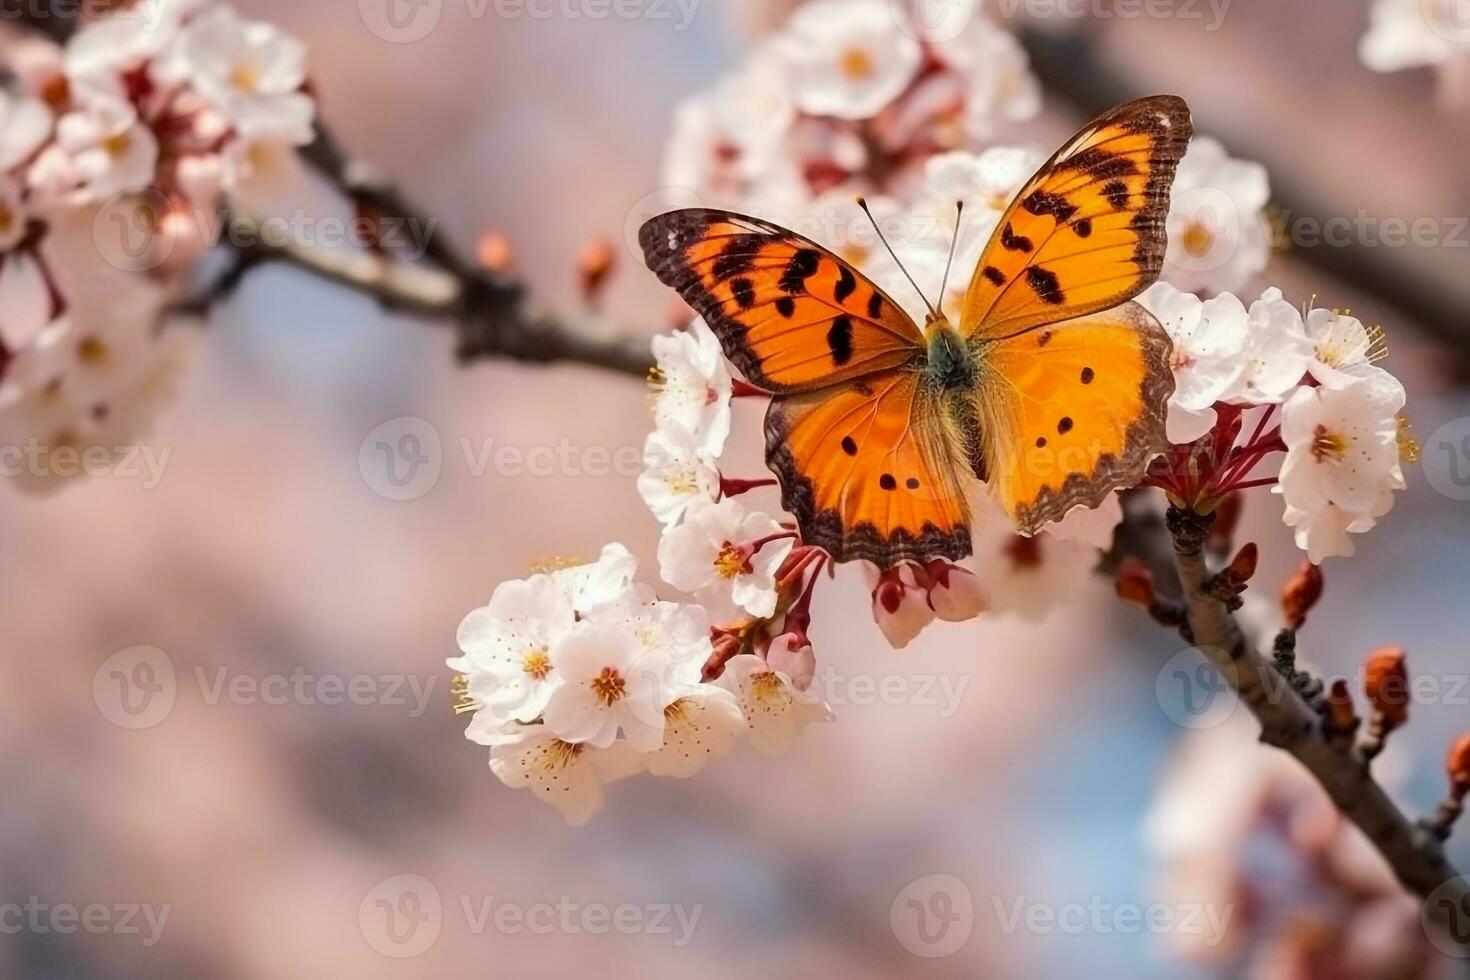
(664, 698, 694, 724)
(77, 335, 108, 366)
(1181, 219, 1214, 257)
(540, 739, 583, 771)
(102, 133, 132, 160)
(1311, 425, 1348, 463)
(750, 671, 790, 706)
(231, 63, 262, 93)
(590, 666, 627, 706)
(840, 47, 875, 80)
(521, 648, 551, 681)
(713, 543, 746, 580)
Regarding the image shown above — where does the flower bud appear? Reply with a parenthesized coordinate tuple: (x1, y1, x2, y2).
(1114, 557, 1156, 609)
(1364, 647, 1409, 727)
(924, 560, 988, 623)
(577, 238, 616, 304)
(1225, 542, 1258, 584)
(1324, 678, 1357, 737)
(766, 631, 816, 691)
(1447, 734, 1470, 792)
(1281, 561, 1324, 631)
(870, 563, 935, 650)
(476, 232, 513, 272)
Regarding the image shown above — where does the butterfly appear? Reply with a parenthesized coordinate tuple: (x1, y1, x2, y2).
(639, 96, 1191, 568)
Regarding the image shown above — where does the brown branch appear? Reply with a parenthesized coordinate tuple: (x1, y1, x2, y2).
(1164, 506, 1470, 946)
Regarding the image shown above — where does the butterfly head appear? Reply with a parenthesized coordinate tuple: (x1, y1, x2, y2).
(924, 317, 976, 391)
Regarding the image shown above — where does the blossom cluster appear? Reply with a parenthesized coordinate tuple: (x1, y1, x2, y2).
(0, 0, 315, 492)
(1140, 282, 1411, 562)
(448, 544, 829, 824)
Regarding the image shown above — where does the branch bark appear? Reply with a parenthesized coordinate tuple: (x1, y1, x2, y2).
(1165, 506, 1470, 946)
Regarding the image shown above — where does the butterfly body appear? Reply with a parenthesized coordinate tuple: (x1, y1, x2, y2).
(642, 96, 1193, 568)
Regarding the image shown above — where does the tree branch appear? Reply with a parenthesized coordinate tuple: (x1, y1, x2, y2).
(1164, 506, 1470, 946)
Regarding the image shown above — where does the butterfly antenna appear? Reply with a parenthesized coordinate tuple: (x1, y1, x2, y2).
(937, 201, 964, 310)
(856, 196, 938, 318)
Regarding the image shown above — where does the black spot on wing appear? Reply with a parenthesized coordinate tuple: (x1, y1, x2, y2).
(779, 249, 820, 293)
(834, 265, 857, 304)
(841, 436, 858, 456)
(879, 474, 897, 491)
(1081, 367, 1095, 384)
(1025, 267, 1065, 305)
(712, 234, 764, 280)
(1063, 147, 1139, 181)
(730, 277, 755, 310)
(1000, 223, 1033, 253)
(827, 316, 854, 366)
(775, 296, 796, 318)
(982, 265, 1005, 286)
(1103, 180, 1130, 211)
(1058, 417, 1074, 434)
(866, 291, 883, 319)
(1022, 190, 1078, 224)
(1073, 218, 1092, 238)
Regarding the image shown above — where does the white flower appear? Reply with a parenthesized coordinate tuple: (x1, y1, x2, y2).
(540, 620, 676, 751)
(1137, 283, 1249, 444)
(1162, 137, 1271, 295)
(584, 592, 710, 692)
(868, 562, 936, 648)
(638, 423, 719, 528)
(925, 561, 989, 623)
(64, 0, 202, 82)
(482, 725, 645, 826)
(715, 653, 831, 754)
(1226, 287, 1311, 404)
(0, 251, 53, 349)
(764, 631, 816, 689)
(1361, 0, 1470, 73)
(1304, 307, 1405, 403)
(928, 18, 1041, 138)
(643, 685, 747, 778)
(0, 177, 32, 253)
(777, 0, 923, 120)
(0, 91, 54, 171)
(1276, 380, 1405, 561)
(163, 4, 315, 143)
(53, 97, 159, 203)
(657, 497, 794, 620)
(548, 542, 638, 614)
(449, 575, 572, 725)
(650, 318, 732, 457)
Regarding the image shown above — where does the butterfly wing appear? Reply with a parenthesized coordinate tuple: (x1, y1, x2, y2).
(640, 209, 926, 394)
(765, 369, 972, 566)
(974, 301, 1173, 533)
(959, 95, 1192, 339)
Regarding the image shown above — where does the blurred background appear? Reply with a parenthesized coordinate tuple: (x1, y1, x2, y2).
(2, 0, 1470, 976)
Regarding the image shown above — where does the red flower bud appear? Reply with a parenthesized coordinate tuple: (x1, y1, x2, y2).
(1281, 561, 1324, 631)
(1364, 647, 1409, 727)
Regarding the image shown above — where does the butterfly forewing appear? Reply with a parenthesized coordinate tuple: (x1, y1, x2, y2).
(959, 95, 1193, 338)
(640, 209, 926, 394)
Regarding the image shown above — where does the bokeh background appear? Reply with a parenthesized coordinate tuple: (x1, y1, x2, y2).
(3, 0, 1470, 976)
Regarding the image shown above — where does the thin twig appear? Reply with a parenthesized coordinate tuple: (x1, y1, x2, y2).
(1164, 506, 1470, 946)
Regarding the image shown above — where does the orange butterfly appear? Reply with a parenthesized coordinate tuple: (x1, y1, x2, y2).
(640, 96, 1190, 567)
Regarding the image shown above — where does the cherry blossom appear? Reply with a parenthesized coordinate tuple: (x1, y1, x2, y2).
(715, 653, 832, 754)
(868, 561, 938, 648)
(1137, 282, 1249, 445)
(481, 725, 646, 826)
(657, 497, 795, 620)
(1227, 287, 1311, 405)
(449, 575, 573, 726)
(777, 0, 924, 120)
(1161, 137, 1270, 295)
(643, 685, 747, 778)
(638, 423, 720, 528)
(650, 318, 733, 458)
(540, 620, 677, 752)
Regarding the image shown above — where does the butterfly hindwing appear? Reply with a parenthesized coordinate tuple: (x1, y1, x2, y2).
(765, 369, 972, 566)
(640, 209, 925, 394)
(974, 301, 1174, 533)
(960, 95, 1192, 338)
